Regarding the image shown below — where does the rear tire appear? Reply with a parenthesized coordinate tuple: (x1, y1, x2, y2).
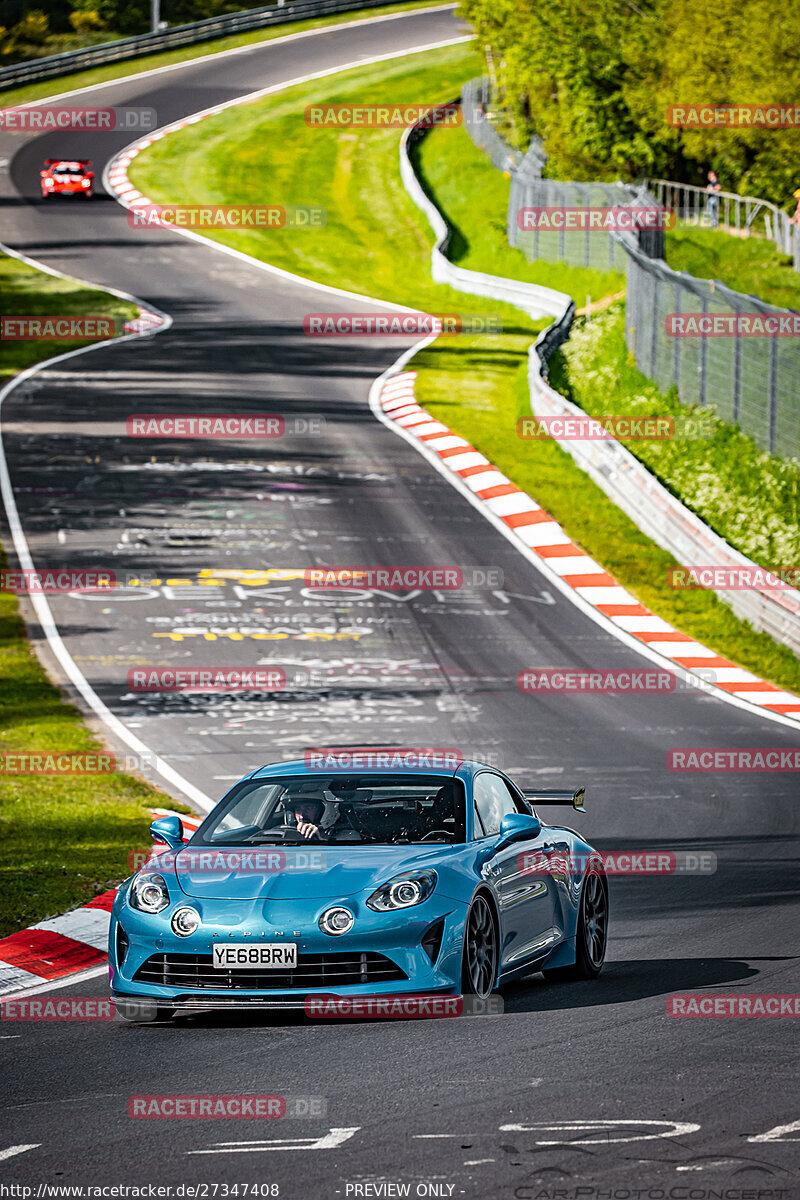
(543, 868, 608, 981)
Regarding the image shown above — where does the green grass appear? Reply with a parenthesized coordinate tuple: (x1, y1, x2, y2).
(129, 45, 800, 695)
(0, 255, 137, 381)
(0, 1, 447, 108)
(0, 253, 187, 937)
(667, 227, 800, 312)
(413, 121, 626, 308)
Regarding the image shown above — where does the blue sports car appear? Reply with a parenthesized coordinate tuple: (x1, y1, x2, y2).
(109, 758, 608, 1020)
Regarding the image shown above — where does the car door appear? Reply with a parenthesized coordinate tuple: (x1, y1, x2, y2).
(473, 772, 561, 972)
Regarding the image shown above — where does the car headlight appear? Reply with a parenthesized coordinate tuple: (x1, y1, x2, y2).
(171, 907, 200, 937)
(366, 869, 437, 911)
(129, 872, 169, 914)
(81, 179, 90, 187)
(44, 179, 54, 187)
(319, 907, 354, 936)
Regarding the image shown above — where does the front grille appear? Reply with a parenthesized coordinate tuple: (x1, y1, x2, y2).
(133, 951, 407, 990)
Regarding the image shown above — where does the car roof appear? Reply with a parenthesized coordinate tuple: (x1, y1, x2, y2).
(246, 757, 502, 785)
(48, 161, 89, 169)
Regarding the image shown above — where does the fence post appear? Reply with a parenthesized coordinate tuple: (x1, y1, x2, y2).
(698, 295, 709, 408)
(672, 281, 681, 388)
(768, 336, 779, 453)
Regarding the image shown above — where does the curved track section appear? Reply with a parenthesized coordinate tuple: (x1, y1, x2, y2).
(0, 9, 799, 1196)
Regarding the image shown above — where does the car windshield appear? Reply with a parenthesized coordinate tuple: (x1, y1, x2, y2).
(190, 774, 466, 846)
(52, 165, 85, 175)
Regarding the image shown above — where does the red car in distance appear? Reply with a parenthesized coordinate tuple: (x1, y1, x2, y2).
(40, 159, 94, 200)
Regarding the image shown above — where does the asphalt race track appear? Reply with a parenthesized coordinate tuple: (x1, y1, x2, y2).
(1, 6, 799, 1195)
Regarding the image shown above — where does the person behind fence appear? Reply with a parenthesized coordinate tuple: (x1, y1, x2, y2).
(705, 170, 721, 228)
(789, 187, 800, 229)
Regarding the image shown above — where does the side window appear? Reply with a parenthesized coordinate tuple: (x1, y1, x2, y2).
(473, 773, 520, 838)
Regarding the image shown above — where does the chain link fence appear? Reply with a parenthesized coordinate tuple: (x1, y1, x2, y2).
(460, 77, 543, 175)
(462, 78, 800, 460)
(624, 243, 800, 457)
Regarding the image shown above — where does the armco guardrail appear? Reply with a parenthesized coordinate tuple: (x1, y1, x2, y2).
(0, 0, 406, 88)
(400, 103, 571, 321)
(453, 85, 800, 657)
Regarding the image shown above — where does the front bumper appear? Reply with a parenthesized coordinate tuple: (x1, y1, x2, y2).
(109, 888, 466, 1006)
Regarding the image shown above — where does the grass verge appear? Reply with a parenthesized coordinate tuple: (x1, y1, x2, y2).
(129, 46, 799, 694)
(0, 252, 184, 937)
(667, 227, 800, 312)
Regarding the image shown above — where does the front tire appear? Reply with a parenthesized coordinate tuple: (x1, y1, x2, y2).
(461, 893, 498, 999)
(543, 867, 608, 981)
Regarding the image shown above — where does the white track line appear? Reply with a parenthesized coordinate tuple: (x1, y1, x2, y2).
(7, 4, 458, 105)
(0, 1146, 40, 1163)
(0, 242, 213, 811)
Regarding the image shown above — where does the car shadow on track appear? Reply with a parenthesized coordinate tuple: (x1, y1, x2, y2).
(500, 954, 779, 1012)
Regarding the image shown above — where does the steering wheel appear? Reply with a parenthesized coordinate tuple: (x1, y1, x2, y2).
(251, 823, 314, 842)
(419, 829, 453, 842)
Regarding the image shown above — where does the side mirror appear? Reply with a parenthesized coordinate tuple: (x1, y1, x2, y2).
(495, 812, 542, 852)
(149, 815, 185, 849)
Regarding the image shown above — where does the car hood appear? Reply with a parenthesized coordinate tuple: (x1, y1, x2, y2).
(172, 844, 450, 900)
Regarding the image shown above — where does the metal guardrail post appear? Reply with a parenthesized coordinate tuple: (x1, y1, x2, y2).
(768, 336, 779, 453)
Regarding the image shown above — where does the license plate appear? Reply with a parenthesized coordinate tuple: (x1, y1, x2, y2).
(212, 943, 297, 970)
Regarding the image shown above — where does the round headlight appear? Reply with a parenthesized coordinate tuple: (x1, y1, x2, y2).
(171, 907, 200, 937)
(319, 907, 354, 936)
(389, 880, 422, 907)
(130, 872, 169, 914)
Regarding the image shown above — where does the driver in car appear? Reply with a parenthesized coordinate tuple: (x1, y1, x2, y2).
(283, 786, 338, 840)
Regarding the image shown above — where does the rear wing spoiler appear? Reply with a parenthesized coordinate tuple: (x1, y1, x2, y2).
(523, 787, 585, 812)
